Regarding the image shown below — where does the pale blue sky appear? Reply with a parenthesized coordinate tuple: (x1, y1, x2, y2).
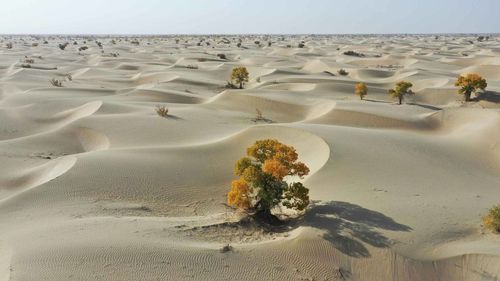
(0, 0, 499, 34)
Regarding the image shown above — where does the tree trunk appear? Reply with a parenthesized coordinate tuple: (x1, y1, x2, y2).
(464, 92, 471, 102)
(239, 81, 243, 89)
(398, 95, 402, 105)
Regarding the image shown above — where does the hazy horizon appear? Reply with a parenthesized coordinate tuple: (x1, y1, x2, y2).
(1, 0, 499, 35)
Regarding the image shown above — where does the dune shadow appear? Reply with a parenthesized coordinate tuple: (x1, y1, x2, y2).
(299, 201, 412, 258)
(165, 114, 184, 120)
(407, 103, 442, 111)
(476, 91, 500, 103)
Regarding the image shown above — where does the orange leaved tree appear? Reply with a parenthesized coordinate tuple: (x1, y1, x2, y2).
(355, 82, 368, 100)
(227, 139, 310, 221)
(455, 73, 487, 102)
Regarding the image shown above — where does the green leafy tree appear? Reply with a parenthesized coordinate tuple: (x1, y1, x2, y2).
(231, 66, 249, 89)
(389, 81, 414, 105)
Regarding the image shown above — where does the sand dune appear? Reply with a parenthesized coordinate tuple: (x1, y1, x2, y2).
(0, 34, 499, 281)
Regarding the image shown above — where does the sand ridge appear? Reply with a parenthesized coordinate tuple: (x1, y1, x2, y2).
(0, 34, 499, 280)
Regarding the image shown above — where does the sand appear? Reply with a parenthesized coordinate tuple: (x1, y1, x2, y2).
(0, 34, 499, 281)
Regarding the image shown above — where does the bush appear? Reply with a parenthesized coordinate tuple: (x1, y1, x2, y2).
(58, 43, 69, 50)
(231, 66, 249, 89)
(49, 78, 63, 87)
(186, 65, 198, 69)
(217, 53, 227, 60)
(155, 105, 169, 117)
(298, 42, 305, 48)
(227, 139, 310, 221)
(483, 205, 500, 233)
(79, 46, 88, 51)
(343, 50, 365, 57)
(6, 42, 13, 49)
(32, 43, 39, 47)
(338, 69, 349, 76)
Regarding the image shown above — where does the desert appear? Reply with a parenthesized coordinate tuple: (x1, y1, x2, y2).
(0, 33, 499, 281)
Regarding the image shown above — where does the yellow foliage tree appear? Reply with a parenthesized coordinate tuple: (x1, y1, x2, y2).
(231, 66, 249, 89)
(389, 81, 413, 105)
(483, 205, 500, 233)
(228, 139, 310, 220)
(355, 82, 368, 100)
(455, 73, 487, 102)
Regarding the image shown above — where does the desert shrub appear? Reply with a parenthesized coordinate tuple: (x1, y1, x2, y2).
(109, 52, 119, 57)
(32, 43, 39, 47)
(155, 105, 169, 117)
(343, 50, 365, 57)
(268, 41, 272, 47)
(20, 64, 31, 68)
(455, 73, 487, 102)
(78, 46, 88, 51)
(24, 56, 35, 64)
(73, 41, 78, 45)
(231, 66, 249, 89)
(254, 41, 260, 45)
(477, 36, 485, 42)
(43, 40, 48, 44)
(389, 81, 414, 105)
(338, 69, 349, 76)
(131, 39, 140, 45)
(49, 78, 63, 87)
(58, 42, 69, 50)
(355, 82, 368, 100)
(256, 77, 261, 83)
(186, 64, 199, 69)
(483, 205, 500, 233)
(298, 42, 305, 48)
(236, 42, 242, 48)
(217, 53, 227, 60)
(6, 42, 13, 49)
(197, 58, 207, 62)
(227, 139, 310, 221)
(65, 73, 73, 81)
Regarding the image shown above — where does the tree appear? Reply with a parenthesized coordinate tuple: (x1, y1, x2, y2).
(455, 73, 487, 102)
(355, 82, 368, 100)
(227, 139, 310, 220)
(483, 205, 500, 233)
(389, 81, 414, 105)
(231, 66, 249, 89)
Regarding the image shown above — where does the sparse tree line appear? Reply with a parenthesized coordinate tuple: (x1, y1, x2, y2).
(353, 73, 487, 104)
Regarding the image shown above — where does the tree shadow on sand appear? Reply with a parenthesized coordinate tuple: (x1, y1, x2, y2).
(299, 201, 412, 258)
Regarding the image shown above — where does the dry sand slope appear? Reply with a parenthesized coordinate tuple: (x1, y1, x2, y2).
(0, 34, 499, 281)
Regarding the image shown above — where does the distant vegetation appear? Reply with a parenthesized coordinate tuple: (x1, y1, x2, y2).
(58, 42, 69, 50)
(389, 81, 414, 105)
(355, 82, 368, 100)
(455, 73, 487, 102)
(228, 139, 310, 221)
(338, 69, 349, 76)
(483, 205, 500, 233)
(343, 50, 365, 57)
(231, 66, 249, 89)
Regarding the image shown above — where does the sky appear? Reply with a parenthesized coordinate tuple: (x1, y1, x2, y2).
(0, 0, 499, 34)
